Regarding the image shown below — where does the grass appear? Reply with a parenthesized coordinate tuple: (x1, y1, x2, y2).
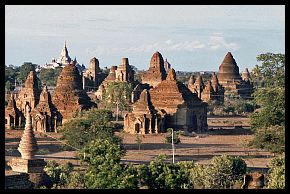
(37, 149, 50, 155)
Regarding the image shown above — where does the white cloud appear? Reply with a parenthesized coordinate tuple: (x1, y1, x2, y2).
(208, 35, 240, 51)
(87, 35, 239, 57)
(165, 39, 173, 45)
(165, 40, 205, 51)
(125, 43, 160, 53)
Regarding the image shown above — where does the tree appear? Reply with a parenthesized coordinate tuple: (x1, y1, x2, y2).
(39, 68, 58, 86)
(5, 81, 13, 92)
(5, 65, 19, 91)
(249, 53, 285, 155)
(102, 82, 133, 116)
(267, 156, 285, 189)
(60, 108, 120, 149)
(164, 128, 181, 144)
(250, 87, 285, 130)
(253, 53, 285, 87)
(190, 155, 247, 189)
(248, 125, 285, 154)
(138, 155, 194, 189)
(80, 138, 139, 189)
(18, 62, 36, 83)
(43, 160, 74, 188)
(135, 134, 142, 151)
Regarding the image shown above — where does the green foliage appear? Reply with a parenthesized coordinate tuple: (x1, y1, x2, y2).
(248, 125, 284, 154)
(80, 139, 139, 189)
(60, 108, 120, 149)
(18, 62, 36, 83)
(249, 53, 285, 155)
(253, 53, 285, 87)
(39, 68, 62, 86)
(37, 149, 50, 154)
(5, 65, 19, 91)
(190, 155, 247, 189)
(138, 155, 194, 189)
(222, 98, 257, 115)
(66, 171, 86, 189)
(5, 81, 13, 92)
(250, 87, 285, 130)
(44, 161, 74, 187)
(102, 82, 133, 112)
(164, 128, 181, 144)
(135, 134, 142, 151)
(267, 156, 285, 189)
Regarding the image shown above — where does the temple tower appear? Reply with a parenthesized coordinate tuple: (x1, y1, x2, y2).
(52, 62, 96, 121)
(217, 52, 242, 84)
(141, 51, 167, 87)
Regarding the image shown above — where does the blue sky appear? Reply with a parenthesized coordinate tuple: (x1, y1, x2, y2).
(5, 5, 285, 71)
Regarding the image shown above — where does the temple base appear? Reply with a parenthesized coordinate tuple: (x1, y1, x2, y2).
(9, 158, 46, 173)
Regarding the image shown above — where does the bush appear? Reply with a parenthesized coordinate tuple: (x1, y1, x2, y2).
(66, 171, 86, 189)
(138, 155, 194, 189)
(43, 161, 74, 187)
(60, 108, 120, 149)
(80, 138, 138, 189)
(190, 155, 247, 189)
(248, 125, 284, 154)
(164, 128, 181, 144)
(267, 156, 285, 189)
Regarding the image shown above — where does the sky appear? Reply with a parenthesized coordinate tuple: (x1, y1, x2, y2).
(5, 5, 285, 71)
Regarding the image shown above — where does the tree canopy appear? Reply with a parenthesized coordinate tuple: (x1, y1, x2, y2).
(249, 53, 285, 155)
(60, 108, 121, 149)
(102, 81, 133, 113)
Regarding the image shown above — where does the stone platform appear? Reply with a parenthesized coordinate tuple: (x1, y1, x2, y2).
(9, 158, 46, 173)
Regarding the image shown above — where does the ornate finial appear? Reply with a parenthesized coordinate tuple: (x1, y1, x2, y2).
(64, 40, 67, 48)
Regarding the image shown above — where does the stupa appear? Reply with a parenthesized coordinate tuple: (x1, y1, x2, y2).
(10, 104, 45, 173)
(52, 61, 96, 121)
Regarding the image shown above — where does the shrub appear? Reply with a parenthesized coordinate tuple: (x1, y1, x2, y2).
(164, 128, 181, 144)
(60, 108, 120, 149)
(248, 125, 285, 154)
(267, 156, 285, 189)
(138, 155, 194, 189)
(44, 161, 73, 187)
(190, 155, 247, 189)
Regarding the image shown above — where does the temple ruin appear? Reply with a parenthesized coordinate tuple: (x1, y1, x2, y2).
(5, 60, 96, 131)
(82, 57, 106, 92)
(188, 73, 225, 104)
(124, 89, 166, 134)
(124, 68, 208, 134)
(141, 51, 167, 88)
(31, 85, 60, 133)
(217, 52, 253, 98)
(95, 58, 135, 100)
(52, 61, 96, 122)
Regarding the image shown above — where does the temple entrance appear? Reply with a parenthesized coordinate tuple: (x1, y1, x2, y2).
(135, 123, 140, 133)
(192, 114, 197, 131)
